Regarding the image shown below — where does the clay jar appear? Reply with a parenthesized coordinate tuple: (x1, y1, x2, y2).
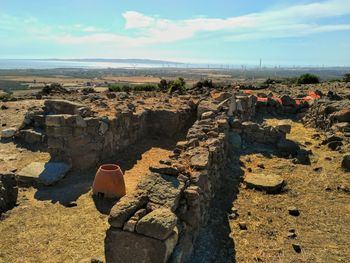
(92, 164, 126, 198)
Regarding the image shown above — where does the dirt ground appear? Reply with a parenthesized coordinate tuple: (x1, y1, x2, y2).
(0, 142, 173, 263)
(0, 101, 175, 262)
(231, 119, 350, 263)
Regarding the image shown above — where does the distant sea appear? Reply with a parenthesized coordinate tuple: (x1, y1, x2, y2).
(0, 59, 171, 69)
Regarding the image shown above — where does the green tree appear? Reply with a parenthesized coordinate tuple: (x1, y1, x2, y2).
(297, 74, 320, 84)
(343, 73, 350, 83)
(168, 78, 186, 93)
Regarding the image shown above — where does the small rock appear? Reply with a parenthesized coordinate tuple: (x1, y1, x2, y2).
(288, 206, 300, 216)
(106, 92, 116, 99)
(64, 201, 77, 208)
(238, 222, 247, 230)
(90, 257, 104, 263)
(257, 163, 265, 169)
(1, 128, 17, 139)
(327, 141, 343, 151)
(292, 243, 302, 253)
(287, 229, 297, 239)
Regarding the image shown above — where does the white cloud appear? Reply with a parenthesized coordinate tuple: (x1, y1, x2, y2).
(123, 11, 155, 29)
(1, 0, 350, 47)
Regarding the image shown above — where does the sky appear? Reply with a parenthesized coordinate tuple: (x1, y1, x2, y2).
(0, 0, 350, 66)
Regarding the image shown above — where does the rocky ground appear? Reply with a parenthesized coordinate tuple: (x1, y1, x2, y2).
(0, 82, 349, 262)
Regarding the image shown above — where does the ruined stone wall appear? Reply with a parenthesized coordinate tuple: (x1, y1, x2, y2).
(43, 100, 195, 170)
(105, 111, 231, 263)
(103, 93, 292, 263)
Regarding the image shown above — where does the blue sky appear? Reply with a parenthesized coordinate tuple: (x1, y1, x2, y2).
(0, 0, 350, 66)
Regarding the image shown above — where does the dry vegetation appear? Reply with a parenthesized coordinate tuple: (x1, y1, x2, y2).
(231, 119, 350, 262)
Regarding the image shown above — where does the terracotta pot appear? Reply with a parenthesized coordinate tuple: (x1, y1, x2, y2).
(92, 164, 126, 198)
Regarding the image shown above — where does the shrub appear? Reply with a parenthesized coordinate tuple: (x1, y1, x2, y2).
(133, 84, 159, 92)
(168, 78, 186, 93)
(108, 83, 159, 92)
(108, 84, 122, 92)
(82, 87, 95, 94)
(343, 73, 350, 83)
(297, 74, 320, 84)
(42, 83, 69, 94)
(158, 79, 168, 91)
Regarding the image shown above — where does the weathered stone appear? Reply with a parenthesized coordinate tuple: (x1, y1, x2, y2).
(276, 120, 292, 134)
(244, 173, 284, 194)
(149, 164, 179, 176)
(137, 173, 184, 212)
(332, 107, 350, 122)
(44, 100, 88, 115)
(136, 208, 177, 240)
(201, 111, 215, 120)
(1, 128, 16, 138)
(277, 139, 299, 155)
(105, 228, 178, 263)
(17, 161, 71, 185)
(46, 114, 68, 127)
(190, 148, 210, 170)
(123, 218, 138, 232)
(109, 193, 149, 228)
(341, 155, 350, 172)
(197, 100, 220, 118)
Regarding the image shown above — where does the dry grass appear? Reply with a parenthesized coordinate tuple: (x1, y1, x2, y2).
(231, 119, 350, 262)
(1, 128, 173, 262)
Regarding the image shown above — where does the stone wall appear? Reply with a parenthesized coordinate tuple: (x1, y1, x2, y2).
(103, 92, 293, 263)
(105, 111, 231, 263)
(19, 99, 196, 170)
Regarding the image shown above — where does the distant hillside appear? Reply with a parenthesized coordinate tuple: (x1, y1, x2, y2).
(41, 58, 184, 65)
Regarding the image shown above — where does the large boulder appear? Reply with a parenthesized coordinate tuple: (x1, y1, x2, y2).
(0, 173, 18, 214)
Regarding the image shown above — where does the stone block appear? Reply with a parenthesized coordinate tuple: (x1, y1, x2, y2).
(105, 229, 178, 263)
(46, 114, 69, 127)
(109, 193, 149, 228)
(136, 208, 177, 240)
(137, 173, 184, 212)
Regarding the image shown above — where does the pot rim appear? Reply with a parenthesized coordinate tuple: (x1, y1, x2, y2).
(99, 164, 121, 172)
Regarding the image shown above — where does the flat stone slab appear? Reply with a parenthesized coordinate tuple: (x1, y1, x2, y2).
(244, 173, 284, 194)
(18, 162, 71, 186)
